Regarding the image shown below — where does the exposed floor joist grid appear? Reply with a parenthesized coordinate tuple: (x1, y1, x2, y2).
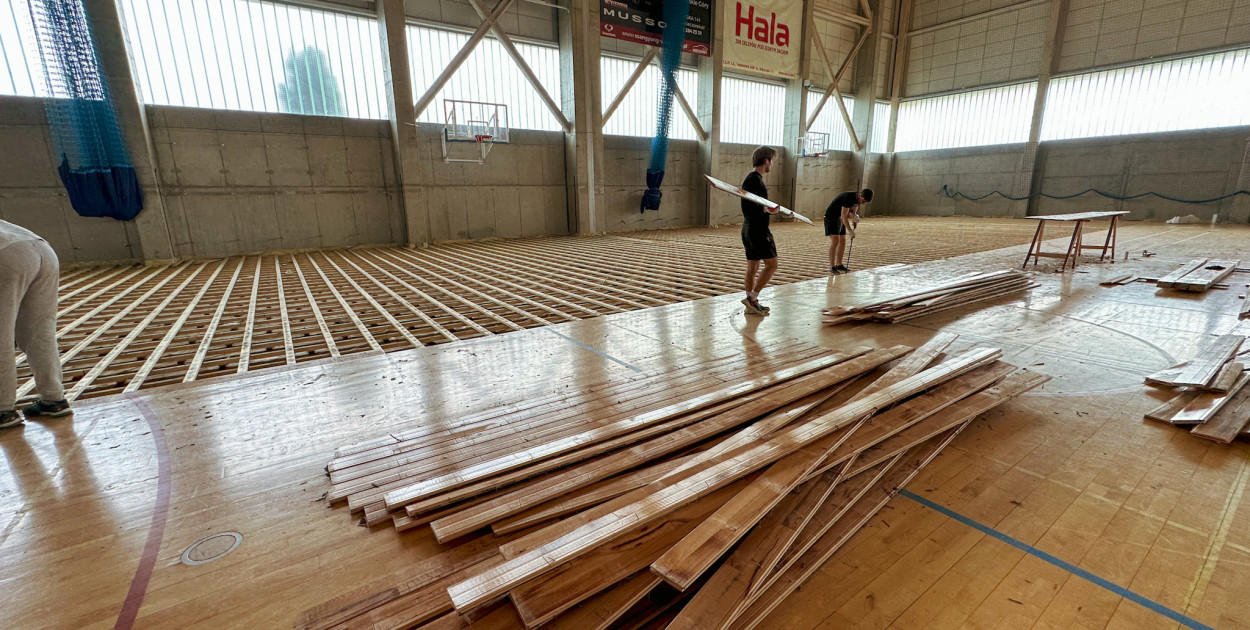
(21, 217, 1044, 400)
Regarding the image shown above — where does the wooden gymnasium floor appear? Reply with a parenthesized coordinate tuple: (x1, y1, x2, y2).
(4, 219, 1250, 629)
(25, 216, 1041, 401)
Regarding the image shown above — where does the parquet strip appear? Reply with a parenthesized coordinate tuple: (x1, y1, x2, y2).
(490, 454, 696, 536)
(543, 571, 661, 630)
(1157, 258, 1208, 287)
(385, 353, 857, 515)
(1192, 381, 1250, 443)
(339, 348, 821, 511)
(508, 480, 749, 627)
(665, 458, 882, 630)
(1207, 362, 1245, 393)
(1173, 335, 1244, 387)
(725, 429, 964, 630)
(446, 349, 1001, 612)
(650, 334, 961, 590)
(428, 349, 893, 541)
(1172, 373, 1250, 425)
(1145, 391, 1200, 423)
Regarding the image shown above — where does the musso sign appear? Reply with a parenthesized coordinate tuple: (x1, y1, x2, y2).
(600, 0, 713, 57)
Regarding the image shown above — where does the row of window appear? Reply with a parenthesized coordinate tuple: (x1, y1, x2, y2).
(2, 0, 1248, 152)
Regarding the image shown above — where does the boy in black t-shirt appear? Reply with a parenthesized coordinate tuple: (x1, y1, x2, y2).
(824, 188, 873, 274)
(740, 146, 779, 316)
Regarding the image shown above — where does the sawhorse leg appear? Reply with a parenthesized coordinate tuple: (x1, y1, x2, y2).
(1099, 215, 1119, 261)
(1061, 220, 1084, 271)
(1023, 220, 1045, 269)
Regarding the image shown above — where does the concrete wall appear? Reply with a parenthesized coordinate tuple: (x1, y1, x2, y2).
(885, 143, 1027, 215)
(151, 106, 402, 258)
(419, 123, 569, 240)
(883, 127, 1250, 222)
(0, 96, 144, 263)
(600, 136, 702, 231)
(1033, 127, 1250, 221)
(1059, 0, 1250, 71)
(906, 0, 1051, 96)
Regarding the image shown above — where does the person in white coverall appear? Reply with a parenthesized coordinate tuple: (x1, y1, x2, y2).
(1, 220, 70, 429)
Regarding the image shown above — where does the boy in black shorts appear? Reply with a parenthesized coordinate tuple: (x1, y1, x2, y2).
(825, 188, 872, 274)
(740, 146, 778, 316)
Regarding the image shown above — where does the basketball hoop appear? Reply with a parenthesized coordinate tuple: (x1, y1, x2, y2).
(797, 132, 829, 158)
(441, 99, 510, 164)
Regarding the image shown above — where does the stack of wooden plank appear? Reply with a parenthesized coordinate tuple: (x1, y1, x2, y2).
(1144, 334, 1250, 443)
(1156, 258, 1241, 292)
(822, 270, 1036, 325)
(305, 334, 1047, 630)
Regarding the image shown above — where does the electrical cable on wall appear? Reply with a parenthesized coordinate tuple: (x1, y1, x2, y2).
(941, 184, 1250, 205)
(28, 0, 143, 221)
(641, 0, 692, 213)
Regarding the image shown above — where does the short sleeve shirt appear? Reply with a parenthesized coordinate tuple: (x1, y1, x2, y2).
(741, 171, 770, 232)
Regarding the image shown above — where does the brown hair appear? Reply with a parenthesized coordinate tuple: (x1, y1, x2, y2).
(751, 146, 777, 167)
(861, 188, 874, 202)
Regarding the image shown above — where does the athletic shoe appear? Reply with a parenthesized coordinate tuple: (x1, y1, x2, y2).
(835, 265, 850, 273)
(741, 297, 768, 316)
(830, 267, 839, 275)
(0, 410, 23, 430)
(22, 399, 72, 418)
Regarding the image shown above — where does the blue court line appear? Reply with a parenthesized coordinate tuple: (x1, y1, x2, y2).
(545, 328, 643, 373)
(898, 489, 1215, 630)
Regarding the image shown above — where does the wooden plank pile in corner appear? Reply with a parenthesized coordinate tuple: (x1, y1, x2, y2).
(1145, 334, 1250, 443)
(822, 270, 1036, 325)
(304, 334, 1047, 630)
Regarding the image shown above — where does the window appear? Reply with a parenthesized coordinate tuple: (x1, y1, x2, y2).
(804, 91, 857, 152)
(1, 0, 43, 97)
(118, 0, 386, 119)
(600, 55, 699, 140)
(1041, 47, 1250, 141)
(409, 24, 562, 132)
(870, 101, 890, 153)
(720, 75, 785, 146)
(895, 82, 1036, 151)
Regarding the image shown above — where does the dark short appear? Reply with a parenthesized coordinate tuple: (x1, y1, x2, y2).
(741, 228, 777, 261)
(824, 213, 847, 236)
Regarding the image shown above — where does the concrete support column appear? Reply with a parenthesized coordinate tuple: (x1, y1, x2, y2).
(1012, 0, 1069, 218)
(1231, 136, 1250, 223)
(697, 0, 729, 226)
(559, 1, 605, 234)
(851, 0, 882, 190)
(377, 0, 430, 246)
(83, 0, 174, 260)
(781, 0, 817, 211)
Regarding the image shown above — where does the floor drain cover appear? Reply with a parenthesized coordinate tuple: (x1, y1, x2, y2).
(180, 532, 242, 566)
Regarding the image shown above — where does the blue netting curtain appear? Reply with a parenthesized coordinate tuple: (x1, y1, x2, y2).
(640, 0, 692, 213)
(28, 0, 143, 220)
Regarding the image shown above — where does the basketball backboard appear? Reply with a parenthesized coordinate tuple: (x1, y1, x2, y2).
(441, 99, 510, 164)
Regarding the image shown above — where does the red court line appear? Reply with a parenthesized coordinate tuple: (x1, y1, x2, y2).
(114, 394, 172, 630)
